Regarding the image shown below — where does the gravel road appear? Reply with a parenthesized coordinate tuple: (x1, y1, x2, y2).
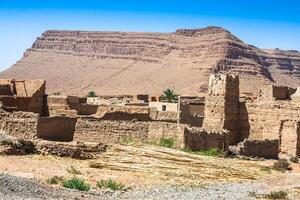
(0, 173, 268, 200)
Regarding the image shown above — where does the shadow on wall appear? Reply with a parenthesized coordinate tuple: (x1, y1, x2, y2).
(238, 101, 250, 142)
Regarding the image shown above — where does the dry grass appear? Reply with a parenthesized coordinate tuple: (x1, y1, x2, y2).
(0, 144, 272, 187)
(89, 144, 265, 185)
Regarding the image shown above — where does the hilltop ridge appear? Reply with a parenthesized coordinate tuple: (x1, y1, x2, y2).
(1, 26, 300, 95)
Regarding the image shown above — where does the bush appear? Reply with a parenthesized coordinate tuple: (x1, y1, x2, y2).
(87, 91, 97, 97)
(273, 159, 292, 172)
(53, 92, 61, 95)
(159, 138, 175, 148)
(264, 191, 288, 199)
(182, 147, 223, 157)
(47, 176, 64, 185)
(249, 190, 288, 199)
(97, 179, 124, 191)
(62, 177, 91, 191)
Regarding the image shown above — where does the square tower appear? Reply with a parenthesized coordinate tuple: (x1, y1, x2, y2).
(203, 74, 240, 146)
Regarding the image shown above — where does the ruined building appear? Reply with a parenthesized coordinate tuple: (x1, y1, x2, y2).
(1, 74, 300, 160)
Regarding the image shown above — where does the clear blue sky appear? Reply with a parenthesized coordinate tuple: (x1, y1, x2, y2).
(0, 0, 300, 71)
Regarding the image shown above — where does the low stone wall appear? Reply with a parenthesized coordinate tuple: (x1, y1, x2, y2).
(36, 140, 106, 159)
(230, 139, 279, 159)
(0, 111, 39, 140)
(184, 127, 227, 151)
(37, 116, 77, 141)
(95, 106, 151, 121)
(74, 118, 149, 143)
(74, 117, 185, 146)
(148, 122, 185, 147)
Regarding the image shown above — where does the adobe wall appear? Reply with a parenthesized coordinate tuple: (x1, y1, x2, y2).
(203, 74, 239, 146)
(241, 101, 300, 140)
(0, 79, 46, 115)
(47, 95, 98, 117)
(74, 118, 150, 143)
(148, 122, 185, 147)
(233, 139, 279, 159)
(258, 85, 291, 101)
(279, 120, 300, 158)
(149, 102, 178, 112)
(37, 116, 77, 141)
(238, 99, 300, 158)
(184, 127, 227, 151)
(0, 111, 39, 140)
(179, 97, 205, 127)
(95, 106, 151, 121)
(149, 108, 178, 122)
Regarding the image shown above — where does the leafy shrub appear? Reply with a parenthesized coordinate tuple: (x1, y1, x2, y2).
(273, 159, 292, 172)
(62, 177, 91, 191)
(264, 191, 288, 199)
(260, 167, 272, 174)
(47, 176, 64, 185)
(87, 91, 97, 97)
(97, 179, 124, 191)
(67, 166, 82, 175)
(159, 138, 175, 148)
(53, 92, 61, 95)
(249, 190, 288, 199)
(182, 147, 223, 157)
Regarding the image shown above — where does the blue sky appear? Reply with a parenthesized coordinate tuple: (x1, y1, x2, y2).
(0, 0, 300, 71)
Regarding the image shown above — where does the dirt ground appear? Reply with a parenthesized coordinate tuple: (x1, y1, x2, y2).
(1, 144, 300, 199)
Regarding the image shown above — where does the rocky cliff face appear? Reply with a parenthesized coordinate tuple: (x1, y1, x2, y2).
(1, 26, 300, 95)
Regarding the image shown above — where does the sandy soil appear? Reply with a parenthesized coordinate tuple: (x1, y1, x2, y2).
(1, 144, 300, 199)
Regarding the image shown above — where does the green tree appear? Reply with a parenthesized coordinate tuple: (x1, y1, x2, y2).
(87, 91, 97, 97)
(160, 88, 178, 103)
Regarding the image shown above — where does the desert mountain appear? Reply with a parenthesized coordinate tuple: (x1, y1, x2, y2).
(1, 26, 300, 96)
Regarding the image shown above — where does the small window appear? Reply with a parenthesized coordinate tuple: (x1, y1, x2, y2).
(162, 105, 167, 111)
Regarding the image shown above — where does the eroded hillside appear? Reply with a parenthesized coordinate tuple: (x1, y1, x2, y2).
(1, 26, 300, 95)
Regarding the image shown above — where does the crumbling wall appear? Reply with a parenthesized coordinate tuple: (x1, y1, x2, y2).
(0, 111, 39, 140)
(148, 122, 185, 147)
(74, 118, 185, 146)
(149, 102, 178, 112)
(149, 108, 178, 122)
(36, 141, 106, 159)
(0, 79, 46, 115)
(95, 106, 151, 121)
(74, 118, 150, 143)
(203, 74, 239, 146)
(37, 116, 77, 141)
(179, 98, 204, 127)
(258, 85, 291, 101)
(184, 127, 227, 151)
(243, 101, 300, 140)
(230, 139, 279, 159)
(279, 120, 300, 159)
(67, 96, 98, 115)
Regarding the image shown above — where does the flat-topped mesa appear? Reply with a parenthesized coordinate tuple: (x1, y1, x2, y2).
(174, 26, 230, 37)
(2, 26, 300, 95)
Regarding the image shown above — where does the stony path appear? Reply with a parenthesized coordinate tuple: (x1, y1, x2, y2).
(0, 173, 269, 200)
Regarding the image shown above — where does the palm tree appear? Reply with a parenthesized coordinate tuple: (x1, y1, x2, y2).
(160, 88, 178, 103)
(87, 91, 97, 97)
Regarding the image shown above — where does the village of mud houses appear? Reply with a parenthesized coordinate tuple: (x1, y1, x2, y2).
(1, 1, 300, 200)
